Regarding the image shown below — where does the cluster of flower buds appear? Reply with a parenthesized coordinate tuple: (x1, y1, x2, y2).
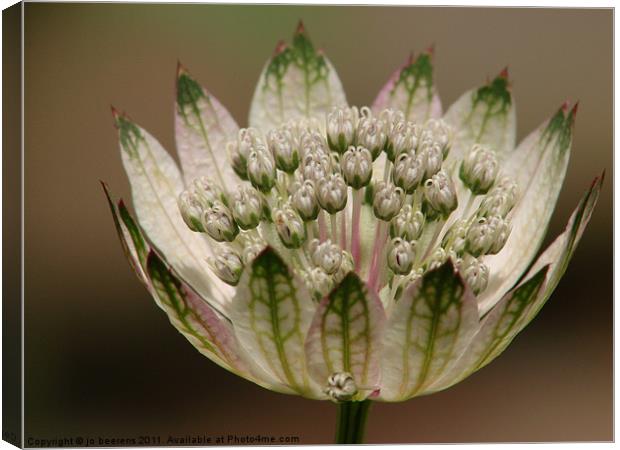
(177, 105, 519, 299)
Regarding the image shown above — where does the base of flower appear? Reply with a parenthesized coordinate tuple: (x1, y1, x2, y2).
(335, 400, 372, 444)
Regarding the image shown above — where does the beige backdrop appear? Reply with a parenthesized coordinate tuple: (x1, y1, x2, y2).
(23, 4, 612, 443)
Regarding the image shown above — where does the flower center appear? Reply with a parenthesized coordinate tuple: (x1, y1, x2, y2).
(178, 106, 519, 302)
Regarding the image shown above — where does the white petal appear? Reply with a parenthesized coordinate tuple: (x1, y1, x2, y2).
(230, 248, 322, 398)
(372, 51, 442, 122)
(378, 262, 478, 401)
(114, 111, 234, 314)
(175, 65, 240, 188)
(248, 24, 347, 132)
(443, 70, 516, 165)
(305, 273, 386, 400)
(477, 104, 577, 315)
(428, 174, 602, 392)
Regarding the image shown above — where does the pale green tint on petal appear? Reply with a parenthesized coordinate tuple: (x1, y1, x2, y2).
(102, 182, 151, 293)
(425, 267, 547, 393)
(443, 72, 516, 166)
(146, 250, 249, 376)
(248, 25, 347, 132)
(518, 173, 603, 325)
(477, 105, 576, 316)
(378, 262, 478, 401)
(427, 175, 601, 393)
(115, 112, 234, 313)
(305, 273, 386, 400)
(231, 248, 320, 397)
(175, 66, 240, 188)
(372, 51, 442, 122)
(104, 185, 270, 387)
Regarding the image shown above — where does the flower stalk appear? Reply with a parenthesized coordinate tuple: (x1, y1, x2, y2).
(335, 401, 372, 445)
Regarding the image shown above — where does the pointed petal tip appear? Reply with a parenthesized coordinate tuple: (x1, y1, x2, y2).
(110, 105, 120, 119)
(570, 101, 579, 117)
(425, 43, 435, 57)
(273, 40, 288, 56)
(498, 66, 509, 79)
(560, 100, 570, 113)
(295, 19, 305, 35)
(176, 60, 189, 77)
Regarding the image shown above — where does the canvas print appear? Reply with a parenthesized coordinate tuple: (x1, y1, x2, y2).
(4, 3, 613, 446)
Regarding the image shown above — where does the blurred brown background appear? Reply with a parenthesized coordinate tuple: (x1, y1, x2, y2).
(23, 4, 612, 444)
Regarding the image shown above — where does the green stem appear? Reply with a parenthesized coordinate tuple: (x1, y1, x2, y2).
(335, 400, 372, 444)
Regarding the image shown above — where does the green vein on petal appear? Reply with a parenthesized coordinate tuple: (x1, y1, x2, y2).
(372, 49, 442, 123)
(305, 272, 386, 400)
(249, 22, 347, 132)
(378, 261, 478, 401)
(175, 64, 240, 188)
(230, 247, 320, 397)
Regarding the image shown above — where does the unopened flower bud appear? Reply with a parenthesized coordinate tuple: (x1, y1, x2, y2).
(191, 176, 227, 207)
(386, 121, 419, 162)
(317, 174, 348, 214)
(301, 152, 331, 182)
(417, 140, 443, 180)
(466, 216, 511, 257)
(373, 181, 405, 221)
(228, 128, 261, 180)
(291, 180, 320, 221)
(441, 219, 469, 255)
(309, 239, 343, 274)
(423, 119, 452, 157)
(423, 171, 458, 220)
(273, 204, 306, 249)
(356, 116, 387, 160)
(341, 146, 373, 189)
(231, 187, 263, 230)
(390, 205, 425, 241)
(267, 128, 300, 173)
(458, 254, 489, 295)
(300, 128, 328, 155)
(237, 234, 266, 264)
(303, 267, 334, 300)
(247, 145, 276, 192)
(203, 201, 239, 242)
(379, 108, 405, 135)
(460, 144, 499, 195)
(326, 106, 359, 153)
(334, 250, 354, 284)
(387, 238, 416, 275)
(208, 247, 243, 286)
(478, 176, 519, 217)
(325, 372, 358, 402)
(393, 152, 424, 194)
(426, 247, 447, 271)
(178, 190, 205, 232)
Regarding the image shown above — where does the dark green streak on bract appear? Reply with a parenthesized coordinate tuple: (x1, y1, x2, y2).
(476, 267, 547, 369)
(116, 115, 142, 159)
(147, 252, 184, 313)
(264, 29, 328, 89)
(421, 262, 464, 313)
(146, 251, 218, 355)
(118, 201, 148, 266)
(250, 248, 301, 391)
(177, 72, 205, 116)
(541, 106, 575, 154)
(393, 53, 434, 102)
(326, 273, 367, 374)
(472, 75, 511, 116)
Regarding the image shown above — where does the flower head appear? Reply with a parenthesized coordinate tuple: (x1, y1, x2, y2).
(105, 24, 602, 406)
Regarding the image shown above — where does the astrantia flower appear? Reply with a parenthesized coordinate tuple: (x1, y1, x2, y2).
(103, 23, 602, 444)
